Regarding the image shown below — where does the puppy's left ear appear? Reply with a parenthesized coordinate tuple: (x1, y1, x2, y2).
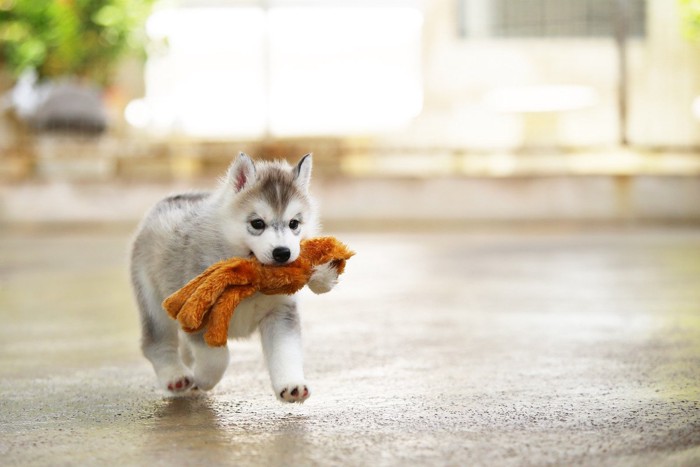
(294, 153, 312, 192)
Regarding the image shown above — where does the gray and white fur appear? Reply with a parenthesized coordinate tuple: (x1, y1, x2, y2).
(130, 153, 338, 402)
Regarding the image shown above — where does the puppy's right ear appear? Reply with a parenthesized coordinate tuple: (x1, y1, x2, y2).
(226, 152, 256, 192)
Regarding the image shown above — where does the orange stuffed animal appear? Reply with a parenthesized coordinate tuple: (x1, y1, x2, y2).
(162, 236, 354, 347)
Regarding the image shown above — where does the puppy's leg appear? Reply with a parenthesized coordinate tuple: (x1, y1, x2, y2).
(137, 286, 194, 393)
(259, 302, 310, 403)
(178, 330, 194, 368)
(186, 332, 230, 391)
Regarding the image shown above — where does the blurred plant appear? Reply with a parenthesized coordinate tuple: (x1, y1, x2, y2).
(0, 0, 153, 85)
(679, 0, 700, 42)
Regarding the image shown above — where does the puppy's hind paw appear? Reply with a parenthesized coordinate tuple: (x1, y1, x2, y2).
(166, 375, 194, 393)
(157, 366, 195, 394)
(276, 383, 310, 403)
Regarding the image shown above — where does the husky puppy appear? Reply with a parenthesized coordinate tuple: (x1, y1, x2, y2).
(130, 153, 338, 402)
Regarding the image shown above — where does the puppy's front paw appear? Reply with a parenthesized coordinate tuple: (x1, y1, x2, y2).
(276, 383, 310, 403)
(308, 263, 339, 294)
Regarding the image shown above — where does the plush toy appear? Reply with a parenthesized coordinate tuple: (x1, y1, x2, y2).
(162, 236, 354, 347)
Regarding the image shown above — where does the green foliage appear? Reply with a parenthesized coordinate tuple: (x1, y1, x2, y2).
(0, 0, 153, 85)
(679, 0, 700, 42)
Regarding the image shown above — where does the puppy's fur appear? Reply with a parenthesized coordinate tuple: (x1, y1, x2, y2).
(130, 153, 336, 402)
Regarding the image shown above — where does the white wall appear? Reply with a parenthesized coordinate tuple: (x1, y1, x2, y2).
(377, 0, 700, 150)
(628, 0, 700, 146)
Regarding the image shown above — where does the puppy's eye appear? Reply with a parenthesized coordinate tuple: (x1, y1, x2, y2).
(250, 219, 265, 230)
(289, 219, 300, 230)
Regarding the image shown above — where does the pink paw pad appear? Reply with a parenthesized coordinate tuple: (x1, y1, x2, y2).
(279, 385, 310, 403)
(167, 377, 192, 392)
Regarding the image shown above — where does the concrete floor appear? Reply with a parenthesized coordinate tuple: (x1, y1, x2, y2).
(1, 224, 699, 466)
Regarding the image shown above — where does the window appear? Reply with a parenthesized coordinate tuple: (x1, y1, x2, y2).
(129, 1, 423, 138)
(459, 0, 646, 38)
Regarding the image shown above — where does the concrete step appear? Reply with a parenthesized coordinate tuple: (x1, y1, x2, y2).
(1, 174, 698, 224)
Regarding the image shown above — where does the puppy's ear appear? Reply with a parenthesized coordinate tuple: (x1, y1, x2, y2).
(294, 153, 312, 192)
(226, 152, 256, 192)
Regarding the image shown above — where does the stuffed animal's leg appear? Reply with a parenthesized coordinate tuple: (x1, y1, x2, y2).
(176, 269, 244, 332)
(162, 264, 219, 319)
(259, 301, 309, 403)
(203, 285, 256, 347)
(176, 265, 256, 332)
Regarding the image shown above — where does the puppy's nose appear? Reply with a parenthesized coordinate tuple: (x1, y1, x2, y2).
(272, 247, 291, 264)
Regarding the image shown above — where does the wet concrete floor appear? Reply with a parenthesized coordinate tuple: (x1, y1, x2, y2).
(1, 224, 699, 466)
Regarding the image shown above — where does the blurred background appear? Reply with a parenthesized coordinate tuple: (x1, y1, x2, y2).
(0, 0, 699, 225)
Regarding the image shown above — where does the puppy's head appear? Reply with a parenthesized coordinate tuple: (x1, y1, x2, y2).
(219, 152, 318, 265)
